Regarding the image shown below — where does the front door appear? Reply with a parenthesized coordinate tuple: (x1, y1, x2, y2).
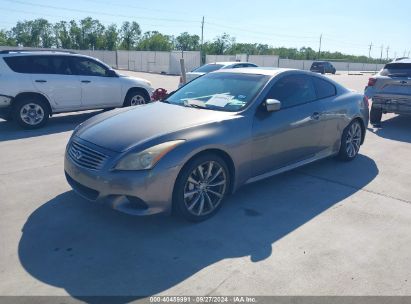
(69, 57, 122, 108)
(251, 74, 326, 177)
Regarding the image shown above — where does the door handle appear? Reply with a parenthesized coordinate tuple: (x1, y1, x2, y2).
(400, 81, 407, 85)
(81, 80, 91, 83)
(311, 112, 321, 120)
(35, 80, 47, 83)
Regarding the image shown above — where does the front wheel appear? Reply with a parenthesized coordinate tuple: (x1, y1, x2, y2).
(173, 154, 231, 222)
(338, 120, 363, 161)
(13, 99, 50, 129)
(123, 89, 150, 107)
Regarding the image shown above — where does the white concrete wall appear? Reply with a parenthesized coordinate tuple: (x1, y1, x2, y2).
(248, 55, 280, 67)
(170, 51, 201, 74)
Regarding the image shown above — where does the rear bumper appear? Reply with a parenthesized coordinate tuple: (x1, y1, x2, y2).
(372, 95, 411, 114)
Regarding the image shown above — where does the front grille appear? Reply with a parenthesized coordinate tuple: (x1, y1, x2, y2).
(68, 140, 108, 170)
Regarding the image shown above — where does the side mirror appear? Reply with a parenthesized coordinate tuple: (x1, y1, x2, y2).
(106, 69, 118, 77)
(266, 99, 281, 112)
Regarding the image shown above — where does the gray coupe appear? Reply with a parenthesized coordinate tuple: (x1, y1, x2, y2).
(65, 68, 369, 221)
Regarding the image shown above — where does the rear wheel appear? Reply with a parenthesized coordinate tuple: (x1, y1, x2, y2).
(338, 120, 363, 161)
(173, 154, 230, 222)
(370, 106, 382, 126)
(13, 98, 50, 129)
(123, 89, 150, 107)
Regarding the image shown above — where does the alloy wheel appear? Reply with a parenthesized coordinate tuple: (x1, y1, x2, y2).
(184, 161, 227, 217)
(130, 95, 146, 106)
(345, 122, 362, 158)
(20, 103, 45, 126)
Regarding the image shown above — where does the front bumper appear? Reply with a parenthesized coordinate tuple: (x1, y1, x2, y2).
(64, 147, 180, 216)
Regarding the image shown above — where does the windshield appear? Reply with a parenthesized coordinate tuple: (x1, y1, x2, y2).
(167, 72, 269, 112)
(192, 64, 224, 73)
(381, 63, 411, 77)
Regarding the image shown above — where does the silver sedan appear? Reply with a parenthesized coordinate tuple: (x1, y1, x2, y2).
(65, 68, 369, 221)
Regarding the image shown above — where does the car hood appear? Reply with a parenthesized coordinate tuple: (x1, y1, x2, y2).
(76, 102, 236, 152)
(118, 74, 152, 87)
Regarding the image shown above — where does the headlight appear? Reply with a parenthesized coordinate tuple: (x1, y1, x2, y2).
(114, 140, 185, 171)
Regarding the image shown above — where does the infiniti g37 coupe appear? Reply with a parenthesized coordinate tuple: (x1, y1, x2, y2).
(65, 68, 369, 221)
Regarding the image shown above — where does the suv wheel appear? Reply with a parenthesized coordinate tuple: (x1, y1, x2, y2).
(370, 106, 382, 126)
(174, 154, 231, 222)
(338, 120, 363, 161)
(13, 98, 50, 129)
(124, 89, 150, 107)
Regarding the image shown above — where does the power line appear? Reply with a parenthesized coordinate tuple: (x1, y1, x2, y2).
(4, 0, 199, 24)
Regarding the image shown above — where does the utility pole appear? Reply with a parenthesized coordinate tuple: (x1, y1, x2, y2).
(368, 42, 373, 61)
(201, 16, 205, 64)
(386, 46, 390, 61)
(408, 50, 411, 57)
(317, 34, 322, 60)
(380, 45, 384, 63)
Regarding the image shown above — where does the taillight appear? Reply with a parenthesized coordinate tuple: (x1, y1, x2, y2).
(363, 96, 369, 108)
(368, 78, 377, 86)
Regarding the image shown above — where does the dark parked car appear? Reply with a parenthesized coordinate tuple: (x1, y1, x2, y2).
(365, 59, 411, 126)
(310, 61, 336, 74)
(65, 68, 369, 222)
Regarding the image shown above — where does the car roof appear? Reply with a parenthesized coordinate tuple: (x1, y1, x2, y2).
(389, 58, 411, 64)
(0, 50, 89, 58)
(209, 62, 254, 66)
(213, 67, 294, 76)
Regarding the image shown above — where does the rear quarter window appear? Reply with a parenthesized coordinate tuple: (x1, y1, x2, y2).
(313, 77, 336, 99)
(3, 56, 32, 73)
(3, 55, 56, 74)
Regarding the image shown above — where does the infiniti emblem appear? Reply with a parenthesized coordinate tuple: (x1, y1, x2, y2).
(74, 150, 82, 160)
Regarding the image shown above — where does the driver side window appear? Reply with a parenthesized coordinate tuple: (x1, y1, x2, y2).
(70, 57, 108, 77)
(266, 74, 317, 108)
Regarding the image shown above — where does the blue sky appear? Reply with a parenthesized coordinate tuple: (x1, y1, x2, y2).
(0, 0, 410, 58)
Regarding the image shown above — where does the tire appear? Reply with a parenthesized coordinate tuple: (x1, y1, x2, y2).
(338, 120, 363, 161)
(173, 153, 231, 222)
(123, 89, 150, 107)
(370, 106, 382, 126)
(12, 98, 50, 129)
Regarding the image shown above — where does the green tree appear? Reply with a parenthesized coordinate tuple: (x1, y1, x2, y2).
(204, 33, 235, 55)
(120, 21, 141, 50)
(0, 29, 16, 46)
(138, 31, 173, 51)
(68, 20, 82, 49)
(79, 17, 105, 49)
(54, 21, 71, 49)
(175, 32, 200, 51)
(104, 24, 118, 50)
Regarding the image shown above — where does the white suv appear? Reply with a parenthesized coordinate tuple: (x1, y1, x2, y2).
(0, 50, 154, 129)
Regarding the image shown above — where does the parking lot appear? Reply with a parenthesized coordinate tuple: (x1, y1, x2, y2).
(0, 72, 410, 299)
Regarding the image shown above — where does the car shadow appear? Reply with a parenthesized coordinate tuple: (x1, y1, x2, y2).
(0, 110, 102, 142)
(367, 115, 411, 144)
(18, 155, 378, 302)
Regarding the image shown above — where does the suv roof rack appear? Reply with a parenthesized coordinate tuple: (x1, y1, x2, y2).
(0, 49, 77, 54)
